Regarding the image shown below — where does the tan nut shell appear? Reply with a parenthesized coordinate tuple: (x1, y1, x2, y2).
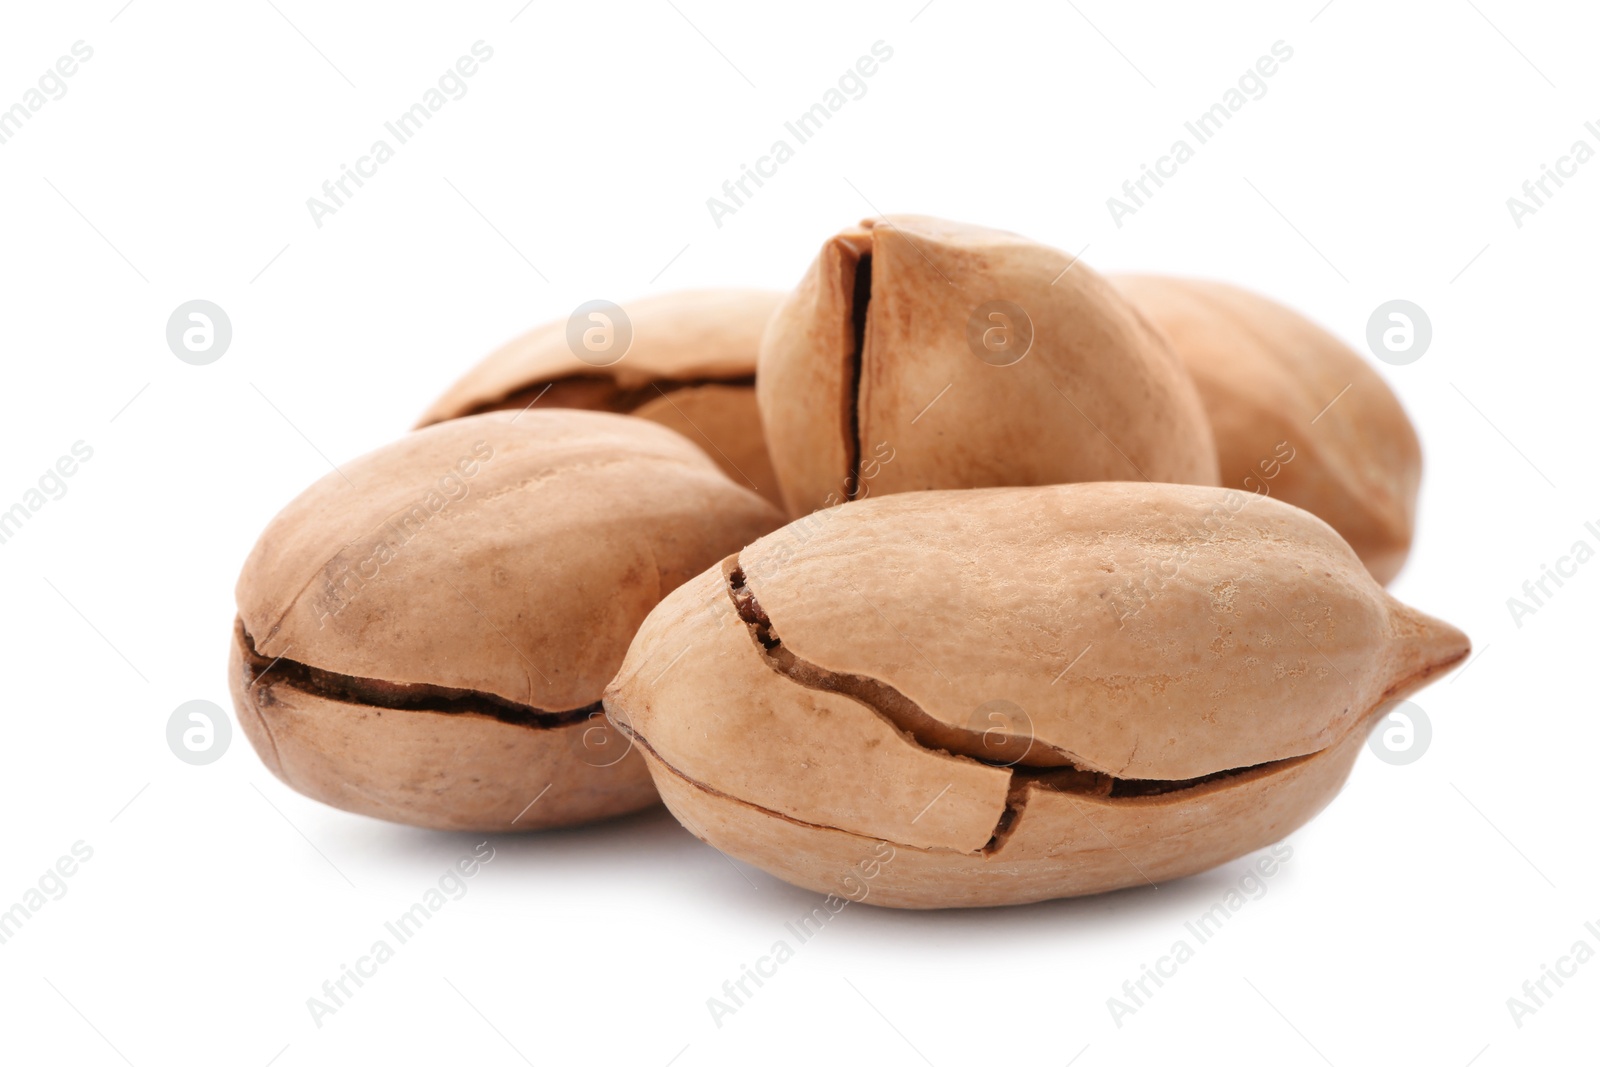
(756, 216, 1220, 515)
(1115, 275, 1421, 584)
(604, 483, 1468, 908)
(417, 289, 784, 506)
(231, 410, 783, 832)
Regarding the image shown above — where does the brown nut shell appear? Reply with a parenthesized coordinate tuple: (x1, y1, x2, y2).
(231, 409, 784, 831)
(756, 216, 1220, 514)
(417, 289, 783, 506)
(603, 483, 1468, 908)
(1114, 275, 1421, 584)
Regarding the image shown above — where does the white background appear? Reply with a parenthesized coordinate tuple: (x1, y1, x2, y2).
(0, 1, 1593, 1063)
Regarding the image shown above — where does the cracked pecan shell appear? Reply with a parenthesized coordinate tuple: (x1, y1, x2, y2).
(230, 410, 783, 832)
(602, 482, 1468, 908)
(416, 289, 784, 506)
(755, 216, 1220, 515)
(1115, 275, 1421, 584)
